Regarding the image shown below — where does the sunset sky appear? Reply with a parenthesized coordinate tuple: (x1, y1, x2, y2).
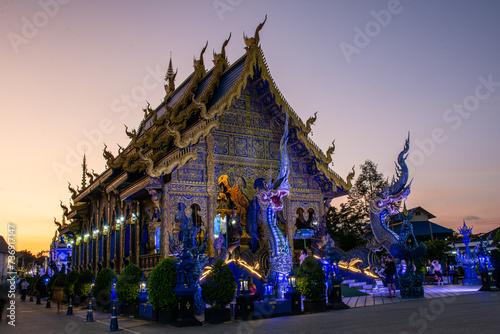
(1, 0, 499, 254)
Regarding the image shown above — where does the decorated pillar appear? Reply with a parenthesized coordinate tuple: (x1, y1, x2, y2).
(205, 133, 216, 257)
(161, 185, 169, 258)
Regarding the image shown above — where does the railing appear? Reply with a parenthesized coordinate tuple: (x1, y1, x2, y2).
(139, 253, 162, 271)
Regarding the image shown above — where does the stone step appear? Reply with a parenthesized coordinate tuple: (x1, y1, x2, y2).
(342, 279, 357, 284)
(348, 282, 367, 287)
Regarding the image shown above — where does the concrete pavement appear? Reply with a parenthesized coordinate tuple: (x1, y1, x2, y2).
(1, 287, 499, 334)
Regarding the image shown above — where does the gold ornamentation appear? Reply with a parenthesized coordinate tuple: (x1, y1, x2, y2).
(243, 15, 267, 50)
(139, 148, 198, 178)
(165, 120, 218, 149)
(304, 111, 317, 134)
(324, 140, 335, 164)
(213, 33, 231, 65)
(68, 182, 77, 199)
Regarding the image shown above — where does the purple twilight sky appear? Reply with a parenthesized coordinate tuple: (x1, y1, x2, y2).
(1, 0, 500, 253)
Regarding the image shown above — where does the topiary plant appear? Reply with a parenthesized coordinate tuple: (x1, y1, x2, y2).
(148, 257, 178, 310)
(94, 268, 115, 308)
(74, 270, 94, 298)
(65, 270, 80, 297)
(47, 273, 59, 293)
(117, 264, 143, 305)
(35, 274, 50, 296)
(201, 259, 237, 309)
(296, 256, 326, 300)
(31, 276, 40, 293)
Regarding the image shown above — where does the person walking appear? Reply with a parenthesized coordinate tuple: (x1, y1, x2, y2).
(52, 276, 65, 313)
(20, 278, 29, 302)
(384, 256, 397, 297)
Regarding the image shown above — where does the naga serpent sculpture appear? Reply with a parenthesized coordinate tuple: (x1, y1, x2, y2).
(255, 111, 293, 291)
(369, 134, 412, 252)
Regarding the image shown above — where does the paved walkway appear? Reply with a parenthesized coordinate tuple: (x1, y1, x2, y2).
(343, 284, 480, 308)
(1, 285, 498, 334)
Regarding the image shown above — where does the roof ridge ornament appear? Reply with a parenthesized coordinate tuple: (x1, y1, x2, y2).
(165, 52, 177, 98)
(243, 15, 267, 51)
(193, 41, 208, 71)
(304, 111, 317, 135)
(213, 33, 231, 65)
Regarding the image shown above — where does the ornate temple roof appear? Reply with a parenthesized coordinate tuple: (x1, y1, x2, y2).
(68, 18, 353, 213)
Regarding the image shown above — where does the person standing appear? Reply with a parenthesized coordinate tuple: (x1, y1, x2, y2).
(431, 260, 444, 285)
(20, 278, 29, 302)
(384, 256, 397, 297)
(299, 249, 308, 265)
(52, 276, 65, 314)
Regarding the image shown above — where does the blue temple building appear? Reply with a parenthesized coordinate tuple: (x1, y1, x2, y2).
(56, 20, 354, 278)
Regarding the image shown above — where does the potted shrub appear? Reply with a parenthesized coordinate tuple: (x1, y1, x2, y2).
(297, 256, 327, 313)
(117, 264, 143, 316)
(74, 270, 94, 305)
(148, 257, 178, 324)
(94, 268, 115, 312)
(35, 274, 49, 297)
(201, 259, 237, 324)
(65, 270, 80, 304)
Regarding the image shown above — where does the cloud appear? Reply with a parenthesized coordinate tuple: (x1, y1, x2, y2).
(463, 215, 481, 221)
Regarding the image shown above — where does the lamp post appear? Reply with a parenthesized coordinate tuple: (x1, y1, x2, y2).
(235, 273, 254, 320)
(238, 275, 251, 297)
(86, 279, 94, 322)
(109, 275, 120, 331)
(284, 272, 301, 314)
(287, 273, 297, 293)
(138, 274, 148, 303)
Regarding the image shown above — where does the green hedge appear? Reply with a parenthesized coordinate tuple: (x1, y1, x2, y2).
(117, 264, 143, 305)
(94, 268, 115, 308)
(148, 257, 177, 310)
(74, 270, 94, 298)
(297, 256, 326, 300)
(65, 270, 79, 297)
(201, 259, 237, 309)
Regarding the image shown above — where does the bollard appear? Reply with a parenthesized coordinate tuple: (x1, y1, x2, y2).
(66, 297, 74, 315)
(46, 292, 51, 308)
(108, 299, 120, 331)
(85, 298, 94, 322)
(36, 292, 41, 304)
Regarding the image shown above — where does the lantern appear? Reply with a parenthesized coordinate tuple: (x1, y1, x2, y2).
(110, 276, 117, 302)
(287, 273, 297, 293)
(139, 274, 148, 303)
(238, 275, 250, 297)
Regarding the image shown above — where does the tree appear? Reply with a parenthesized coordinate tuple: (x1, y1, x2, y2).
(492, 229, 500, 249)
(296, 256, 326, 300)
(326, 160, 387, 251)
(349, 159, 387, 216)
(148, 258, 178, 310)
(422, 239, 452, 263)
(74, 270, 94, 299)
(94, 268, 115, 309)
(201, 259, 237, 309)
(65, 270, 80, 297)
(117, 264, 143, 305)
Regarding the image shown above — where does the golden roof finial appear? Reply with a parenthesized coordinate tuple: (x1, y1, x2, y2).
(243, 15, 267, 50)
(81, 153, 87, 190)
(165, 52, 177, 97)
